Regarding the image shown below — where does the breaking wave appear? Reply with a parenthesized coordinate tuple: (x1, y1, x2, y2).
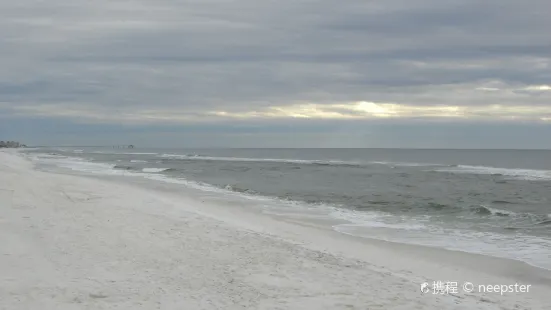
(158, 154, 458, 169)
(159, 153, 362, 167)
(434, 165, 551, 181)
(370, 161, 455, 168)
(470, 205, 516, 216)
(114, 165, 133, 170)
(223, 184, 258, 195)
(142, 168, 173, 173)
(92, 151, 159, 155)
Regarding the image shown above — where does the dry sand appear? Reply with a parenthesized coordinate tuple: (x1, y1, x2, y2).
(1, 150, 550, 309)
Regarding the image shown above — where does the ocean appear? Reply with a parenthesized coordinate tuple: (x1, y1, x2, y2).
(24, 148, 551, 270)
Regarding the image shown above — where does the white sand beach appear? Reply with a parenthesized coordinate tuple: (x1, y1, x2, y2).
(1, 149, 550, 310)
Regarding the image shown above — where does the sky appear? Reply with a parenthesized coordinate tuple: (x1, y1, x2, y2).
(1, 0, 550, 148)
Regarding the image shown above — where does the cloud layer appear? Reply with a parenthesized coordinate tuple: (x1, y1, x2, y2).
(1, 0, 550, 146)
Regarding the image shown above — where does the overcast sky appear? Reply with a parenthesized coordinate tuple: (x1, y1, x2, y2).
(1, 0, 550, 148)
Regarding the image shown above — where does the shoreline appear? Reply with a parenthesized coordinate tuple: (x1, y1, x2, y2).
(89, 170, 551, 277)
(31, 149, 551, 272)
(1, 149, 550, 309)
(95, 173, 551, 287)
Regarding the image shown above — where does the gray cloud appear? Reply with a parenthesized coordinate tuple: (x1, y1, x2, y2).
(1, 0, 550, 146)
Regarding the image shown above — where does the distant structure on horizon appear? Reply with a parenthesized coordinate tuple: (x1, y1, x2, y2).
(0, 141, 26, 148)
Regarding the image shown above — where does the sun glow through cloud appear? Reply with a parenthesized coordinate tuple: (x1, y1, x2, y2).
(208, 101, 551, 121)
(1, 0, 551, 147)
(4, 100, 551, 124)
(524, 85, 551, 91)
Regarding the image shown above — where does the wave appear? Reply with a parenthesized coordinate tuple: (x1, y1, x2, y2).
(158, 154, 464, 169)
(434, 165, 551, 181)
(131, 160, 147, 163)
(160, 154, 206, 159)
(335, 222, 551, 270)
(114, 165, 134, 170)
(36, 153, 65, 159)
(417, 203, 526, 218)
(92, 151, 159, 155)
(427, 203, 547, 222)
(159, 153, 362, 167)
(36, 155, 118, 174)
(142, 168, 172, 173)
(413, 202, 549, 224)
(492, 200, 513, 204)
(470, 205, 515, 216)
(223, 184, 258, 194)
(370, 161, 454, 168)
(470, 206, 551, 230)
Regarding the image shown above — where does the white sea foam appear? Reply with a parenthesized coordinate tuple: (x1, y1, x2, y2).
(370, 161, 449, 167)
(34, 153, 66, 159)
(435, 165, 551, 180)
(159, 154, 359, 166)
(334, 223, 551, 270)
(331, 213, 426, 230)
(92, 151, 158, 155)
(142, 168, 170, 173)
(131, 160, 147, 163)
(485, 206, 517, 216)
(45, 158, 117, 174)
(159, 154, 459, 169)
(30, 154, 137, 176)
